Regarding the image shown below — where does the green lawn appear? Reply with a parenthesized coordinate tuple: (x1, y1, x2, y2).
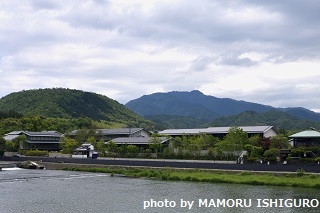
(62, 166, 320, 188)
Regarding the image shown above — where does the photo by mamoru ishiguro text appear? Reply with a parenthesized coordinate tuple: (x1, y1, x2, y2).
(143, 198, 320, 210)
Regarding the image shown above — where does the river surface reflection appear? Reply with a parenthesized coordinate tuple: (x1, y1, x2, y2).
(0, 168, 319, 213)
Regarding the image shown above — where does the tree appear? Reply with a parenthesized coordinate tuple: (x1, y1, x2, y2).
(244, 144, 262, 158)
(5, 140, 18, 152)
(87, 136, 97, 147)
(213, 127, 248, 160)
(269, 134, 289, 149)
(263, 148, 280, 162)
(148, 135, 162, 158)
(248, 134, 260, 147)
(96, 139, 107, 157)
(0, 137, 7, 155)
(127, 145, 139, 157)
(23, 115, 48, 132)
(17, 135, 27, 150)
(222, 127, 248, 152)
(60, 137, 78, 154)
(107, 140, 117, 157)
(201, 134, 220, 148)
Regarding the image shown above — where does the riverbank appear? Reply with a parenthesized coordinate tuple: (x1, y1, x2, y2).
(42, 162, 320, 189)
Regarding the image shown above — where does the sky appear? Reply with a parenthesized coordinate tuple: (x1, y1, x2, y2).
(1, 0, 320, 112)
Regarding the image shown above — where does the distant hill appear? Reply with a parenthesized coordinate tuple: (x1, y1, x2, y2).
(206, 110, 320, 130)
(144, 114, 207, 130)
(145, 111, 320, 130)
(280, 107, 320, 122)
(126, 90, 320, 130)
(126, 90, 320, 121)
(0, 88, 154, 128)
(126, 90, 275, 120)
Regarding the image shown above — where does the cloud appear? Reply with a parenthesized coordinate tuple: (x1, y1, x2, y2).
(1, 0, 320, 112)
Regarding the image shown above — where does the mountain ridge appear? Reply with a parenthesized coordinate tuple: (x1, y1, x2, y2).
(126, 90, 320, 121)
(126, 90, 320, 130)
(0, 88, 154, 129)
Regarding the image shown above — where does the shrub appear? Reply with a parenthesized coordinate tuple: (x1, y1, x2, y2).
(299, 158, 315, 164)
(314, 157, 320, 163)
(263, 148, 280, 162)
(296, 169, 305, 177)
(25, 149, 48, 156)
(246, 156, 257, 163)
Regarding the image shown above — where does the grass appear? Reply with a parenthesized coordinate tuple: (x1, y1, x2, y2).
(60, 165, 320, 189)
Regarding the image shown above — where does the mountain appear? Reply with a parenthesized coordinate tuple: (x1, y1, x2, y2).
(0, 88, 154, 128)
(126, 90, 275, 120)
(206, 110, 320, 130)
(126, 90, 320, 130)
(144, 114, 207, 130)
(280, 107, 320, 122)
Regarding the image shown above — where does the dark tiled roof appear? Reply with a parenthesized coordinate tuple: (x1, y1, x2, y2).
(159, 126, 275, 135)
(24, 131, 61, 137)
(108, 137, 168, 145)
(98, 128, 143, 135)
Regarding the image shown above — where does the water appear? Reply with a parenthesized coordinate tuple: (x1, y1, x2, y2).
(0, 168, 319, 213)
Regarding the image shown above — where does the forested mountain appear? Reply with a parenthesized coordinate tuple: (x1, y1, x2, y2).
(144, 114, 207, 130)
(126, 90, 274, 120)
(206, 110, 320, 130)
(126, 90, 320, 130)
(0, 88, 154, 130)
(145, 111, 320, 130)
(1, 89, 320, 132)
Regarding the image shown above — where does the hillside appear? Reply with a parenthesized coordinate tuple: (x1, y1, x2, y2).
(145, 111, 320, 130)
(126, 90, 274, 120)
(126, 90, 320, 121)
(144, 114, 207, 130)
(207, 110, 320, 130)
(126, 90, 320, 130)
(0, 88, 154, 129)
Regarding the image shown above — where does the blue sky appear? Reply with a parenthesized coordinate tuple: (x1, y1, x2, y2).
(1, 0, 320, 111)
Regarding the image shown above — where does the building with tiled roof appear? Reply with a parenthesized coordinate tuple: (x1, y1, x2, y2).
(4, 131, 62, 151)
(159, 126, 277, 139)
(289, 129, 320, 147)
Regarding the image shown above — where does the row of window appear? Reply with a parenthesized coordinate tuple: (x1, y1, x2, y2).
(28, 136, 60, 141)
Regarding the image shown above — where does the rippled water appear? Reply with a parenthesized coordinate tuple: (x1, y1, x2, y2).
(0, 168, 319, 213)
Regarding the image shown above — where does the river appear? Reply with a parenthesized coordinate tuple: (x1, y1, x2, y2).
(0, 168, 319, 213)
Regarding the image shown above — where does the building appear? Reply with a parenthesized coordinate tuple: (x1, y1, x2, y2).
(97, 128, 150, 140)
(72, 143, 97, 159)
(4, 131, 62, 151)
(106, 137, 170, 149)
(3, 131, 25, 142)
(289, 129, 320, 148)
(68, 128, 150, 142)
(159, 126, 278, 139)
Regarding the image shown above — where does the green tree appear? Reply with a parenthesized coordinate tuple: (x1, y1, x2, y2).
(221, 127, 248, 152)
(244, 144, 262, 158)
(96, 139, 106, 157)
(201, 134, 220, 148)
(0, 137, 6, 155)
(148, 135, 163, 158)
(107, 140, 117, 157)
(87, 136, 97, 147)
(127, 145, 139, 157)
(60, 137, 78, 154)
(16, 135, 27, 150)
(248, 134, 260, 147)
(263, 148, 280, 162)
(5, 140, 18, 152)
(214, 127, 248, 160)
(269, 134, 289, 149)
(22, 115, 48, 132)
